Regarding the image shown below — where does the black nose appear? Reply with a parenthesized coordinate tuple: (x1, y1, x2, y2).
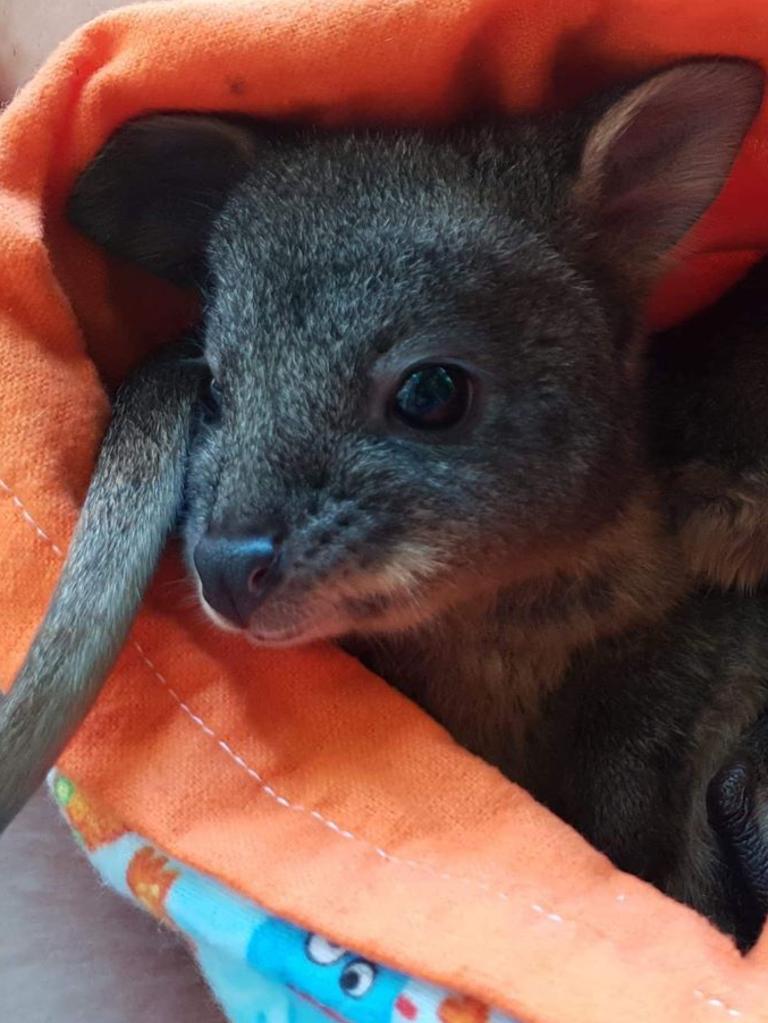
(193, 532, 282, 627)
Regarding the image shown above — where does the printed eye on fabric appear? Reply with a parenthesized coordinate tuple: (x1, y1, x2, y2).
(49, 773, 523, 1023)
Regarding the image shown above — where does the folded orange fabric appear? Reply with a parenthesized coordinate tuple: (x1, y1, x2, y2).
(3, 2, 768, 1021)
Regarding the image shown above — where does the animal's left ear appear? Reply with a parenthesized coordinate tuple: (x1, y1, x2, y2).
(572, 59, 764, 287)
(67, 114, 259, 286)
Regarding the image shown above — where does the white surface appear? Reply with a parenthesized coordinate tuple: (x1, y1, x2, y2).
(0, 788, 223, 1022)
(0, 0, 161, 99)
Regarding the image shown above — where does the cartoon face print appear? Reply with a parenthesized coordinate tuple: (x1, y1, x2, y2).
(392, 979, 508, 1023)
(247, 920, 408, 1022)
(305, 935, 377, 1000)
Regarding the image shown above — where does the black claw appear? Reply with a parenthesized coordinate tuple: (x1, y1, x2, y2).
(707, 758, 768, 951)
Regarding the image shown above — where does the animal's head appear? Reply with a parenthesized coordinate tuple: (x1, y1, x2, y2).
(69, 59, 763, 646)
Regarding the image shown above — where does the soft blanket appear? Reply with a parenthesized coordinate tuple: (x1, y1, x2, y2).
(3, 2, 768, 1021)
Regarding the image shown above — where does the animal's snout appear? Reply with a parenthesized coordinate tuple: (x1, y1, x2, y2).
(193, 532, 282, 627)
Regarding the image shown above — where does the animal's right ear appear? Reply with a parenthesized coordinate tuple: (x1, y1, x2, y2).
(67, 115, 257, 285)
(570, 59, 764, 291)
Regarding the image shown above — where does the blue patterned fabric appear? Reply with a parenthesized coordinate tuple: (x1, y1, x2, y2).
(49, 772, 521, 1023)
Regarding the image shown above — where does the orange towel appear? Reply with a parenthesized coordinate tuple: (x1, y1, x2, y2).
(3, 1, 768, 1020)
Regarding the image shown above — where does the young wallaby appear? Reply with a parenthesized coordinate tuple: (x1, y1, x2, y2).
(3, 57, 768, 948)
(649, 256, 768, 590)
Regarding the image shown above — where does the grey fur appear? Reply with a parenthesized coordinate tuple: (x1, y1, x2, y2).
(0, 345, 204, 832)
(4, 57, 767, 950)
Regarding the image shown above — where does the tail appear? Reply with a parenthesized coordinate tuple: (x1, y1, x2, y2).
(0, 343, 203, 833)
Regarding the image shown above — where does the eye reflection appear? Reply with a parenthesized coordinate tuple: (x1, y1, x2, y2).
(391, 364, 470, 429)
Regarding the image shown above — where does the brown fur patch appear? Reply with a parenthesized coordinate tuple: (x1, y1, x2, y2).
(669, 463, 768, 590)
(357, 481, 690, 776)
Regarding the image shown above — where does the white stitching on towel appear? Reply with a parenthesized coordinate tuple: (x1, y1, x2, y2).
(694, 990, 742, 1018)
(0, 478, 64, 557)
(0, 473, 750, 1020)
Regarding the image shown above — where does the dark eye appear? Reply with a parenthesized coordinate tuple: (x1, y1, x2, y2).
(199, 374, 223, 424)
(339, 959, 376, 997)
(391, 364, 470, 430)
